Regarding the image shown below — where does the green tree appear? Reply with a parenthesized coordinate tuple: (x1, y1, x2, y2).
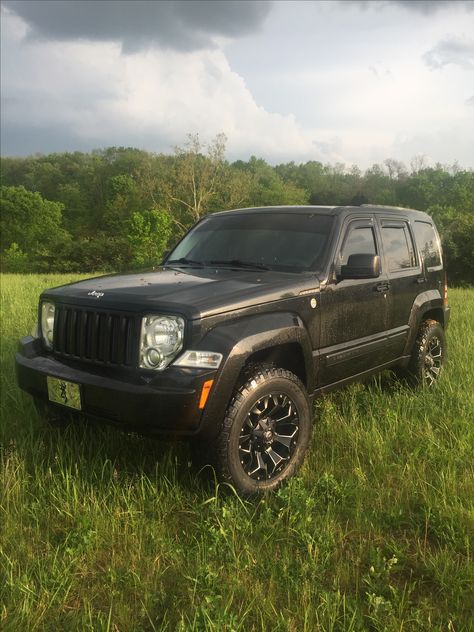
(0, 185, 67, 270)
(162, 133, 228, 227)
(127, 209, 172, 268)
(363, 164, 397, 205)
(427, 205, 474, 285)
(1, 243, 29, 272)
(102, 174, 144, 232)
(233, 156, 307, 206)
(1, 144, 472, 283)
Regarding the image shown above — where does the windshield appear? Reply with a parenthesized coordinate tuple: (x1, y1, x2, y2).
(167, 212, 334, 272)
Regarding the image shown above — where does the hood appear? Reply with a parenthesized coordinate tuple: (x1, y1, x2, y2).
(43, 266, 321, 319)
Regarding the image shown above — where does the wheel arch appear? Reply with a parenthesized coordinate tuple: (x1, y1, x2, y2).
(403, 289, 445, 356)
(237, 342, 307, 389)
(420, 306, 445, 327)
(197, 312, 314, 439)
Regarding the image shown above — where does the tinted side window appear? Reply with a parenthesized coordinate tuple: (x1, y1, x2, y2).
(413, 221, 442, 268)
(381, 225, 416, 271)
(341, 226, 376, 265)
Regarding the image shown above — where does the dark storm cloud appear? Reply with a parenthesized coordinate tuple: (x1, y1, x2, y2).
(3, 0, 273, 52)
(0, 119, 177, 157)
(0, 122, 92, 156)
(389, 1, 473, 14)
(423, 38, 474, 70)
(349, 1, 473, 14)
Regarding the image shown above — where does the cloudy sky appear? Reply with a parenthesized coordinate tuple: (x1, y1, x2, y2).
(1, 0, 473, 168)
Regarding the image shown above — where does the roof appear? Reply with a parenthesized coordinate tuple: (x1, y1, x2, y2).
(211, 204, 428, 218)
(212, 205, 339, 216)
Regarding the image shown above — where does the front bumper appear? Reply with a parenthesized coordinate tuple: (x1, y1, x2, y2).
(16, 336, 217, 436)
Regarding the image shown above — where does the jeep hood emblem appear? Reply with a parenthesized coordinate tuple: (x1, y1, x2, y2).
(87, 290, 104, 299)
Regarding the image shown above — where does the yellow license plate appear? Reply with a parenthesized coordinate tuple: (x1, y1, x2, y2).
(47, 377, 82, 410)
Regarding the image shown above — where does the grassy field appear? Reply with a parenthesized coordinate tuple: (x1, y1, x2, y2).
(1, 274, 473, 631)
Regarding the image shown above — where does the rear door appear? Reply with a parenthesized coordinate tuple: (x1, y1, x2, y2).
(318, 216, 390, 386)
(376, 217, 422, 356)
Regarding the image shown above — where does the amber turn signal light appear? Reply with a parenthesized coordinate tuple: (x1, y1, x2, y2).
(198, 379, 214, 409)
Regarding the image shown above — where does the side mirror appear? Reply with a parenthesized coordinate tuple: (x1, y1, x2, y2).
(340, 254, 381, 279)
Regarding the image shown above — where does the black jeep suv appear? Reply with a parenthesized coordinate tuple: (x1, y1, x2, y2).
(16, 205, 450, 494)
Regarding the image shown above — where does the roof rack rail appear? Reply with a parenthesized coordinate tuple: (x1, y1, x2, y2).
(360, 204, 415, 211)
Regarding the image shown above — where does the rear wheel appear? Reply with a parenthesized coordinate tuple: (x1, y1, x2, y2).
(405, 319, 446, 387)
(215, 368, 312, 496)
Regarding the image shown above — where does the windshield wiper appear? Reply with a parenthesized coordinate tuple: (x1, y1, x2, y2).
(164, 257, 204, 267)
(207, 259, 270, 271)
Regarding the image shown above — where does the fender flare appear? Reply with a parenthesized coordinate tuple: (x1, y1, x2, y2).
(403, 289, 444, 355)
(197, 312, 314, 439)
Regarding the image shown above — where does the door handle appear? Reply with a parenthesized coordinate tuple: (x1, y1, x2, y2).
(416, 276, 426, 284)
(375, 282, 390, 293)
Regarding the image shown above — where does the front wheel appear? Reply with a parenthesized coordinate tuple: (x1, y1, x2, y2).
(215, 368, 312, 496)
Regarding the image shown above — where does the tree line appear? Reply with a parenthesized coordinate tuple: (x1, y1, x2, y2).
(1, 134, 473, 284)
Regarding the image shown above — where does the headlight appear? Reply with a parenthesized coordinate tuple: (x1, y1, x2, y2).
(174, 350, 223, 369)
(139, 314, 184, 370)
(41, 301, 55, 349)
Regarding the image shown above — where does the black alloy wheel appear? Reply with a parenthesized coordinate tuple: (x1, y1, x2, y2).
(422, 334, 443, 386)
(406, 319, 447, 387)
(238, 392, 299, 481)
(216, 367, 312, 495)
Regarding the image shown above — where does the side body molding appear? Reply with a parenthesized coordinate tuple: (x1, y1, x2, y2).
(197, 312, 314, 439)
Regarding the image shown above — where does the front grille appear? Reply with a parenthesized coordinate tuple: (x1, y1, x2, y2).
(53, 305, 137, 367)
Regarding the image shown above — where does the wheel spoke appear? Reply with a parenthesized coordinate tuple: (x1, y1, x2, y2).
(273, 428, 297, 449)
(423, 369, 434, 385)
(420, 334, 444, 386)
(247, 451, 267, 477)
(274, 407, 296, 424)
(238, 390, 300, 482)
(266, 393, 281, 416)
(244, 415, 255, 428)
(266, 447, 285, 470)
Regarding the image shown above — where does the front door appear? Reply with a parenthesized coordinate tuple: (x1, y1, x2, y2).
(318, 217, 390, 386)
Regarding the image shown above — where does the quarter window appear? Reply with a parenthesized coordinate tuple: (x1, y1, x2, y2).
(413, 221, 442, 269)
(381, 224, 416, 271)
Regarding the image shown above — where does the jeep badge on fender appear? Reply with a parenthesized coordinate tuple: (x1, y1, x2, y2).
(16, 205, 450, 495)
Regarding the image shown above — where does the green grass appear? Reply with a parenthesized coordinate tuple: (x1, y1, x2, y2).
(1, 273, 473, 631)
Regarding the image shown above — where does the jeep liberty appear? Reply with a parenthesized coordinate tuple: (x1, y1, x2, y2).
(16, 205, 450, 495)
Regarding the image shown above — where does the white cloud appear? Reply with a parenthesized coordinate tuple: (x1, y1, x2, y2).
(392, 126, 474, 168)
(423, 37, 474, 70)
(1, 9, 325, 162)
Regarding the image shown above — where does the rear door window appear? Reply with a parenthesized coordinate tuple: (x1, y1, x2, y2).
(381, 222, 416, 272)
